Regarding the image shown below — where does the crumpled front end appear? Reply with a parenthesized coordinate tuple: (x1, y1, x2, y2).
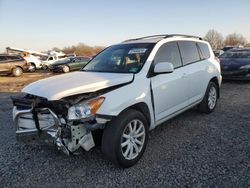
(12, 95, 102, 155)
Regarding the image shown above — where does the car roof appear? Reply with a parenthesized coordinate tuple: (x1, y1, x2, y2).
(121, 34, 203, 44)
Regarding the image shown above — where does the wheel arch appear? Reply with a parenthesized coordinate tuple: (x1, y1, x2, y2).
(30, 62, 36, 68)
(119, 102, 151, 127)
(12, 66, 23, 71)
(209, 76, 220, 98)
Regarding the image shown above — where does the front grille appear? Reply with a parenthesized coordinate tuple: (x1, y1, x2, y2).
(12, 96, 34, 110)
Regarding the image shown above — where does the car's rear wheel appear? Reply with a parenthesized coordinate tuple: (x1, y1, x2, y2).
(12, 67, 23, 77)
(101, 109, 148, 168)
(198, 82, 218, 113)
(62, 65, 70, 73)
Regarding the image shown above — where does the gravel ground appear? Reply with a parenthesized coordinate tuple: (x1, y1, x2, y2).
(0, 81, 250, 188)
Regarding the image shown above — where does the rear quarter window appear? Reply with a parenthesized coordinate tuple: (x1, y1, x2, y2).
(0, 56, 8, 62)
(197, 42, 210, 59)
(7, 55, 22, 61)
(178, 41, 200, 65)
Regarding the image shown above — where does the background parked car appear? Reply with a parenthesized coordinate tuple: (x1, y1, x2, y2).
(0, 54, 30, 76)
(49, 56, 90, 73)
(219, 48, 250, 80)
(213, 50, 224, 57)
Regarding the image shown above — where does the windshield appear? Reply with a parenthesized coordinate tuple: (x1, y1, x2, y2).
(83, 43, 155, 73)
(220, 51, 250, 58)
(40, 56, 48, 61)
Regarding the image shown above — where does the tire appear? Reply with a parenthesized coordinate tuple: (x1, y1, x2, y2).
(101, 109, 149, 168)
(41, 65, 48, 70)
(198, 82, 218, 113)
(29, 63, 36, 72)
(62, 65, 70, 73)
(12, 67, 23, 77)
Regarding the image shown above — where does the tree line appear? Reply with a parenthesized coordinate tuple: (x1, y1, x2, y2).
(204, 29, 249, 50)
(52, 43, 105, 57)
(52, 30, 249, 56)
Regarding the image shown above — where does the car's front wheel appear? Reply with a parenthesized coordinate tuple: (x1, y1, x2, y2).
(198, 81, 218, 113)
(101, 109, 148, 168)
(29, 63, 36, 72)
(12, 67, 23, 77)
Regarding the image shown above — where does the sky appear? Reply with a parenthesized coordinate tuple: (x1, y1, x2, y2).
(0, 0, 250, 52)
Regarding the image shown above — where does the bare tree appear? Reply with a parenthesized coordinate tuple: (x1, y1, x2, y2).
(204, 29, 224, 50)
(224, 33, 247, 46)
(54, 43, 105, 56)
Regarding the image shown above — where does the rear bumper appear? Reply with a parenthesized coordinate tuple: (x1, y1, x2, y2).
(22, 65, 30, 72)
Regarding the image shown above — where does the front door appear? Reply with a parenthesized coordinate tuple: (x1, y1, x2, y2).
(150, 42, 189, 122)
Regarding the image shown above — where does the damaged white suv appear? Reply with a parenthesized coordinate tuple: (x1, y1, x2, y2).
(12, 34, 221, 168)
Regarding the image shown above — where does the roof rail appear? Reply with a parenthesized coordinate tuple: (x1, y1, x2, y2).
(123, 34, 202, 42)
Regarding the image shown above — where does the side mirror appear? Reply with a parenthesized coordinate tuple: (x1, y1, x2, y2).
(154, 62, 174, 74)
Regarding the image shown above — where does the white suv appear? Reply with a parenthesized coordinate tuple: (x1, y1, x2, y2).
(12, 34, 221, 167)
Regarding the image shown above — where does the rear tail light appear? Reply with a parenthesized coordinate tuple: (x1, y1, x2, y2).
(215, 57, 220, 64)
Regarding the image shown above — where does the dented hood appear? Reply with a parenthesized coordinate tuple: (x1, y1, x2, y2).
(22, 71, 133, 100)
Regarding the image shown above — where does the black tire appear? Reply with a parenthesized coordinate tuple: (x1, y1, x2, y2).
(101, 109, 148, 168)
(29, 63, 36, 72)
(12, 67, 23, 77)
(41, 65, 48, 70)
(198, 82, 218, 113)
(62, 65, 70, 73)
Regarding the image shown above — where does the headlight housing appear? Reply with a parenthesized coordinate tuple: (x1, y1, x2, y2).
(240, 64, 250, 69)
(68, 97, 105, 121)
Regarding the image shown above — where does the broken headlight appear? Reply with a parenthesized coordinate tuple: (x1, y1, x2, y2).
(67, 97, 105, 121)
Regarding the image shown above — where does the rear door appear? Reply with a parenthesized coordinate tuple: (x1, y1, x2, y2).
(0, 56, 10, 72)
(70, 57, 81, 70)
(178, 41, 209, 104)
(78, 57, 90, 69)
(151, 42, 189, 121)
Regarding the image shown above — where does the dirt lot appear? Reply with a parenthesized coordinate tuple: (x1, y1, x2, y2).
(0, 71, 57, 92)
(0, 73, 249, 187)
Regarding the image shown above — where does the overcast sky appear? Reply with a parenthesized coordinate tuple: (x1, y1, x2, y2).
(0, 0, 250, 52)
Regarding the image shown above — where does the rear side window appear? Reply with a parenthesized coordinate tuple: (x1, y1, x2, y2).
(154, 42, 182, 68)
(178, 41, 200, 65)
(0, 56, 7, 62)
(197, 42, 210, 59)
(7, 55, 22, 61)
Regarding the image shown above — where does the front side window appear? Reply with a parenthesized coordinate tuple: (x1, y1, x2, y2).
(178, 41, 200, 65)
(40, 56, 48, 61)
(154, 42, 182, 68)
(83, 43, 155, 73)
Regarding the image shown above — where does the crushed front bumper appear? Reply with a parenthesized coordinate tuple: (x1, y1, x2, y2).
(13, 106, 66, 149)
(13, 106, 95, 155)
